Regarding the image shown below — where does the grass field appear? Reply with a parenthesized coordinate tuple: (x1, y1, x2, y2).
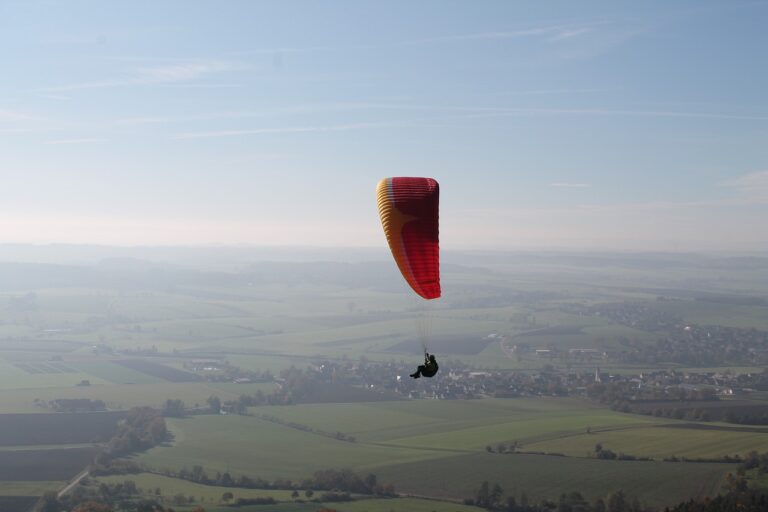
(94, 473, 485, 512)
(0, 381, 246, 413)
(0, 412, 123, 445)
(0, 480, 63, 496)
(0, 447, 96, 480)
(526, 423, 768, 459)
(139, 414, 445, 478)
(95, 473, 298, 503)
(0, 358, 108, 390)
(246, 398, 656, 448)
(136, 398, 735, 507)
(72, 361, 166, 385)
(648, 301, 768, 330)
(0, 496, 39, 512)
(375, 452, 729, 508)
(196, 499, 483, 512)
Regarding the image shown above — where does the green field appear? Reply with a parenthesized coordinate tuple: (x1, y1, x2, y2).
(248, 398, 655, 448)
(0, 481, 63, 496)
(136, 398, 735, 506)
(526, 424, 768, 459)
(648, 301, 768, 330)
(94, 473, 484, 512)
(0, 359, 109, 391)
(375, 452, 728, 508)
(197, 498, 482, 512)
(95, 473, 298, 503)
(0, 381, 245, 413)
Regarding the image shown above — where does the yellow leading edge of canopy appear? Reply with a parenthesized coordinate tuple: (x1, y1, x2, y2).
(376, 178, 424, 298)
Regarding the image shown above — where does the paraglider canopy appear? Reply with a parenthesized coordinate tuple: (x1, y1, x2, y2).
(376, 177, 440, 300)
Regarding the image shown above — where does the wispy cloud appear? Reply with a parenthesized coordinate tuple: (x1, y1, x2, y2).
(252, 102, 768, 122)
(174, 121, 399, 139)
(549, 27, 594, 42)
(0, 110, 42, 122)
(168, 102, 768, 140)
(725, 170, 768, 203)
(550, 182, 591, 188)
(39, 60, 244, 92)
(413, 26, 569, 44)
(112, 117, 172, 126)
(45, 138, 107, 145)
(234, 20, 608, 57)
(400, 105, 768, 122)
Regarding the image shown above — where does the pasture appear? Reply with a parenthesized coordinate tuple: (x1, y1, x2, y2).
(0, 412, 123, 445)
(0, 358, 107, 390)
(245, 398, 656, 447)
(95, 473, 485, 512)
(95, 473, 298, 503)
(648, 300, 768, 330)
(198, 500, 483, 512)
(0, 481, 63, 496)
(0, 496, 39, 512)
(0, 447, 96, 480)
(375, 452, 729, 508)
(136, 398, 735, 506)
(525, 423, 768, 459)
(0, 381, 243, 414)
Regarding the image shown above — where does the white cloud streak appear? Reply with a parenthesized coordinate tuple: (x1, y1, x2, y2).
(724, 170, 768, 203)
(550, 182, 591, 188)
(0, 110, 43, 122)
(169, 104, 768, 140)
(45, 138, 107, 145)
(234, 20, 609, 56)
(39, 60, 244, 92)
(173, 121, 402, 139)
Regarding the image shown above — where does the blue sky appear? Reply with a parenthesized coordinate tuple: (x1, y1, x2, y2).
(1, 0, 767, 251)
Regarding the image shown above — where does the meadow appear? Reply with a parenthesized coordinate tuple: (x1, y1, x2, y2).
(375, 452, 728, 508)
(136, 398, 737, 507)
(93, 473, 485, 512)
(526, 423, 768, 459)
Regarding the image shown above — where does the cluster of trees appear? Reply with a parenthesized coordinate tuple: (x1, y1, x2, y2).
(593, 443, 651, 462)
(663, 454, 743, 464)
(668, 488, 768, 512)
(721, 409, 768, 425)
(739, 450, 768, 473)
(588, 381, 717, 412)
(93, 407, 166, 464)
(465, 480, 768, 512)
(161, 399, 186, 417)
(256, 413, 356, 442)
(159, 466, 395, 496)
(466, 482, 649, 512)
(624, 401, 768, 426)
(632, 405, 715, 422)
(485, 442, 520, 454)
(39, 479, 206, 512)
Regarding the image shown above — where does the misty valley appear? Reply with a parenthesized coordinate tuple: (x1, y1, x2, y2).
(0, 247, 767, 512)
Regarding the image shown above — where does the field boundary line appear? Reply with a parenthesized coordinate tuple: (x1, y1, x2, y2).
(365, 441, 474, 454)
(519, 422, 658, 445)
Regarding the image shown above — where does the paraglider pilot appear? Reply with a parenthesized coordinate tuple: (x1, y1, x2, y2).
(410, 353, 438, 379)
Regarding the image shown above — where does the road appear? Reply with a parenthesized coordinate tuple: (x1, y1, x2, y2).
(58, 468, 89, 498)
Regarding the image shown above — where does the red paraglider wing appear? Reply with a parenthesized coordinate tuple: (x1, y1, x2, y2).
(376, 177, 440, 299)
